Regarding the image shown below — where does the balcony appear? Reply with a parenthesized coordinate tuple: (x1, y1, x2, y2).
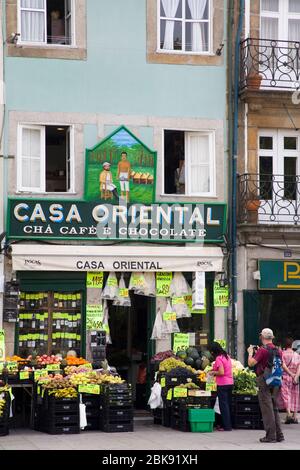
(238, 173, 300, 225)
(240, 38, 300, 91)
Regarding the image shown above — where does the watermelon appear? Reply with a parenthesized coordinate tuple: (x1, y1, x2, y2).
(195, 358, 202, 370)
(189, 350, 200, 360)
(177, 351, 187, 360)
(184, 357, 194, 366)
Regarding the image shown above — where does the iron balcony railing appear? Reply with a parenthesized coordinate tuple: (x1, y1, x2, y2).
(238, 173, 300, 225)
(240, 38, 300, 90)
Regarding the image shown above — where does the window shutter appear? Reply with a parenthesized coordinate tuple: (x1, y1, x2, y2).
(20, 0, 46, 43)
(186, 132, 213, 195)
(19, 125, 45, 191)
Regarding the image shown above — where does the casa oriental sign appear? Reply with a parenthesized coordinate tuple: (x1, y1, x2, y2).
(8, 199, 226, 243)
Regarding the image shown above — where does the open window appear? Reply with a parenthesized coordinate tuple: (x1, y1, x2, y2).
(19, 0, 73, 45)
(163, 129, 215, 196)
(17, 124, 74, 193)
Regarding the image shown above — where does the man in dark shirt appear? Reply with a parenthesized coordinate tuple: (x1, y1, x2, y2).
(247, 328, 284, 443)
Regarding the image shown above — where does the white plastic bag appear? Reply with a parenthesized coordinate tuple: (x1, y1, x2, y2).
(214, 396, 221, 414)
(161, 301, 180, 334)
(129, 272, 146, 291)
(113, 274, 131, 307)
(102, 300, 112, 344)
(136, 272, 156, 297)
(101, 272, 119, 300)
(79, 400, 87, 429)
(169, 272, 191, 297)
(172, 297, 191, 318)
(151, 309, 168, 340)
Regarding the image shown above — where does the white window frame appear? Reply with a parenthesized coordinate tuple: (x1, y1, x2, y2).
(260, 0, 300, 40)
(258, 129, 300, 175)
(157, 0, 213, 55)
(17, 0, 75, 47)
(161, 128, 216, 197)
(17, 123, 75, 194)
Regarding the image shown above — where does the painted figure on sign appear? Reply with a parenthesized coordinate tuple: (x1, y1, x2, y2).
(99, 162, 119, 200)
(117, 151, 131, 202)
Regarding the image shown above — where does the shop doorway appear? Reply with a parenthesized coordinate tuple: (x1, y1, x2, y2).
(106, 294, 154, 410)
(244, 290, 300, 359)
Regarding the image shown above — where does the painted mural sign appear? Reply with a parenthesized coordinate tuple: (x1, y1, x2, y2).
(85, 127, 156, 204)
(7, 126, 227, 243)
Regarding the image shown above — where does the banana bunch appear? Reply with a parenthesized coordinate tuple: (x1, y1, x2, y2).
(48, 387, 78, 399)
(100, 375, 125, 384)
(198, 371, 207, 382)
(0, 398, 6, 417)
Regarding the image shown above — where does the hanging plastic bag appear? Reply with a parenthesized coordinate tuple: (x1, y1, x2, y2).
(129, 272, 146, 291)
(102, 300, 112, 344)
(172, 296, 191, 318)
(79, 396, 87, 429)
(136, 272, 156, 297)
(151, 309, 168, 340)
(101, 272, 119, 300)
(113, 274, 131, 307)
(169, 272, 191, 298)
(214, 396, 221, 415)
(161, 301, 180, 334)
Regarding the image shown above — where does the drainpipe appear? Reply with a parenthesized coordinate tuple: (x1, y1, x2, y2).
(228, 0, 245, 358)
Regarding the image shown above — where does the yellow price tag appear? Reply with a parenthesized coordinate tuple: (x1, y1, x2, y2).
(19, 371, 29, 380)
(78, 384, 100, 395)
(163, 312, 176, 321)
(173, 387, 188, 398)
(160, 377, 166, 388)
(156, 272, 172, 297)
(119, 288, 129, 298)
(86, 272, 104, 289)
(167, 389, 173, 400)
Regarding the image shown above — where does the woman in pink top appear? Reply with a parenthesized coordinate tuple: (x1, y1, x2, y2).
(208, 342, 234, 431)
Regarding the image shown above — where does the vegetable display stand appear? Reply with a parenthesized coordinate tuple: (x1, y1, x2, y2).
(232, 394, 263, 430)
(99, 383, 134, 432)
(37, 392, 80, 434)
(188, 408, 215, 433)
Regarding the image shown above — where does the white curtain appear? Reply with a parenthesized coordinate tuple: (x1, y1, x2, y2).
(21, 0, 45, 43)
(261, 17, 278, 40)
(289, 19, 300, 42)
(289, 0, 300, 13)
(188, 0, 207, 52)
(261, 0, 279, 12)
(162, 0, 180, 50)
(21, 128, 41, 189)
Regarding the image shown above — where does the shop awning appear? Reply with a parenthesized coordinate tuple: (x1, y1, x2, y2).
(11, 244, 224, 272)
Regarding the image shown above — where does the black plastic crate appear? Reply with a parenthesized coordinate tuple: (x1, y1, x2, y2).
(232, 394, 259, 404)
(234, 403, 261, 415)
(171, 416, 190, 432)
(81, 394, 101, 408)
(44, 394, 79, 409)
(100, 421, 134, 433)
(0, 423, 9, 436)
(162, 406, 171, 427)
(100, 408, 133, 422)
(47, 414, 79, 425)
(152, 408, 162, 425)
(101, 398, 132, 407)
(86, 408, 100, 419)
(43, 423, 80, 434)
(232, 415, 264, 430)
(47, 403, 79, 414)
(101, 383, 131, 394)
(83, 418, 100, 431)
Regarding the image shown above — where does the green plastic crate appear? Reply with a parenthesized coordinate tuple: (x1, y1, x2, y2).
(190, 421, 214, 433)
(188, 408, 215, 432)
(188, 408, 215, 422)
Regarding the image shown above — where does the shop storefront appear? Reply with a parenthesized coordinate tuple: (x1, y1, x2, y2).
(4, 127, 228, 412)
(244, 259, 300, 353)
